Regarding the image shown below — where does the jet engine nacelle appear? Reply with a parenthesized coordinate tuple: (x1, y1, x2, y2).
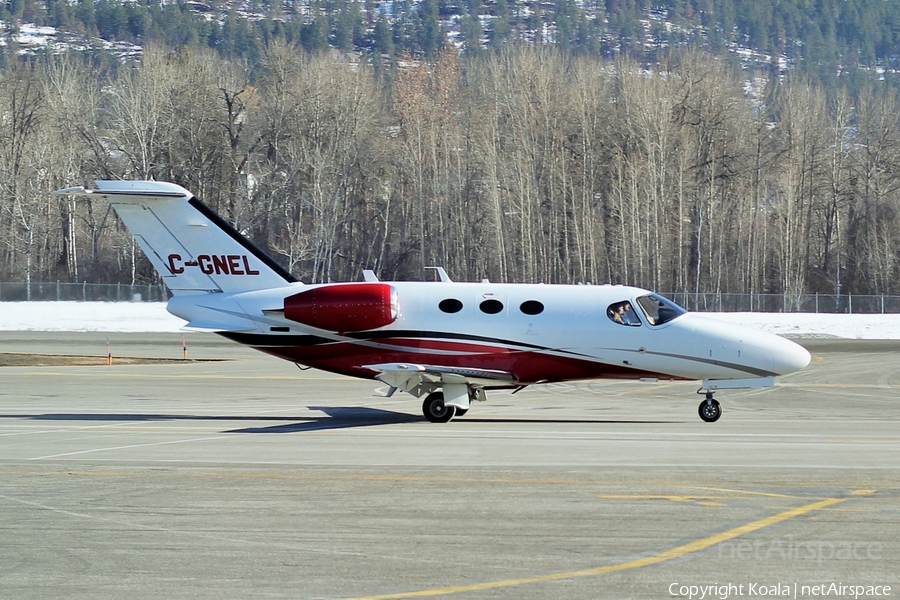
(283, 283, 398, 333)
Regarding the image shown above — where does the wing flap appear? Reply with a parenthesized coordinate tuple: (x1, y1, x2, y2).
(364, 362, 516, 397)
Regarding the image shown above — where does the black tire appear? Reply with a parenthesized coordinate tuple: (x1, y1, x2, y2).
(698, 398, 722, 423)
(423, 392, 456, 423)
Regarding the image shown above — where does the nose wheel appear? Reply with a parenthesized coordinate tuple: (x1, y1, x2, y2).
(698, 393, 721, 422)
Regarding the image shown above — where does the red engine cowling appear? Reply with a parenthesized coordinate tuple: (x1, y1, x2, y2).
(283, 283, 398, 333)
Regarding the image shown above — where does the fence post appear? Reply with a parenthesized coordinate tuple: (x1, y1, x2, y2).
(83, 281, 87, 301)
(848, 293, 852, 314)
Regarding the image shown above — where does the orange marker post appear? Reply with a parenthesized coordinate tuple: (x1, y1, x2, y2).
(106, 339, 112, 366)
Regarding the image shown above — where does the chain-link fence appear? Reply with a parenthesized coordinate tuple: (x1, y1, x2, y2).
(2, 282, 900, 313)
(664, 292, 900, 313)
(0, 282, 170, 302)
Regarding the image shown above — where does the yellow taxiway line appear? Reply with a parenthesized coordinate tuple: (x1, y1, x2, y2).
(343, 496, 847, 600)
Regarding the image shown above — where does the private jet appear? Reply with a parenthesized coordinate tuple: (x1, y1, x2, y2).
(53, 181, 811, 423)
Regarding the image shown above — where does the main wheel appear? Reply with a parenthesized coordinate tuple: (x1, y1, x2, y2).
(423, 392, 456, 423)
(698, 398, 721, 422)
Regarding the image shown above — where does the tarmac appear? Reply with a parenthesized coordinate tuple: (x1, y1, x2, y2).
(0, 332, 898, 599)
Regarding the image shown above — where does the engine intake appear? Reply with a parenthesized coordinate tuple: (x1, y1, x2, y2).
(283, 283, 398, 333)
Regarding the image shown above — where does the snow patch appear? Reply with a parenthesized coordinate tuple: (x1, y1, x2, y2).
(2, 302, 900, 338)
(0, 302, 185, 333)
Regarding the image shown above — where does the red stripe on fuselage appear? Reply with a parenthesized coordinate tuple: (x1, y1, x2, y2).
(357, 337, 514, 354)
(251, 340, 680, 384)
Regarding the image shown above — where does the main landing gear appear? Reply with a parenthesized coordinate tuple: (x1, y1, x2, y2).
(423, 392, 455, 423)
(698, 392, 721, 423)
(421, 391, 471, 422)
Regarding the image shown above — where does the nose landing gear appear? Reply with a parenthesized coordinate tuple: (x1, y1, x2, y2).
(698, 392, 721, 423)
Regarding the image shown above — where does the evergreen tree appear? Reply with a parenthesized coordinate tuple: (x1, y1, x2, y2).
(575, 9, 598, 55)
(392, 0, 415, 54)
(7, 0, 24, 20)
(489, 0, 511, 48)
(417, 0, 444, 57)
(460, 2, 482, 55)
(528, 2, 543, 45)
(332, 3, 355, 51)
(373, 14, 393, 56)
(75, 0, 96, 35)
(301, 3, 330, 53)
(554, 0, 575, 51)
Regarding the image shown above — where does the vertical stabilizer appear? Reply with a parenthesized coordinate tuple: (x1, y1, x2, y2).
(53, 180, 297, 294)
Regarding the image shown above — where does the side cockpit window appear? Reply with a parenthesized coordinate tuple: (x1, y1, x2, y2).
(607, 301, 641, 326)
(636, 294, 686, 326)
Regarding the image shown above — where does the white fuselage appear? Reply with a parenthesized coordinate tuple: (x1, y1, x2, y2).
(167, 281, 811, 386)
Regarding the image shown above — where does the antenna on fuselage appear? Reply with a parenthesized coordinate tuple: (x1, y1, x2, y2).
(424, 266, 452, 282)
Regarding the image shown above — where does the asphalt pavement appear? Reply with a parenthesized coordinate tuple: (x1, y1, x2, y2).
(1, 333, 897, 599)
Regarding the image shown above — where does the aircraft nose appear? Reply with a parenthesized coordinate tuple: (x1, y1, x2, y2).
(770, 338, 811, 375)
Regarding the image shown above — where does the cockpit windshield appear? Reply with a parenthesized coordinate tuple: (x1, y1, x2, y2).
(635, 294, 686, 326)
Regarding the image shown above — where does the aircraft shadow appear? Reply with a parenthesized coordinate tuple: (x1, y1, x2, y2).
(459, 418, 679, 424)
(13, 413, 291, 422)
(227, 406, 421, 433)
(2, 407, 422, 434)
(3, 410, 679, 433)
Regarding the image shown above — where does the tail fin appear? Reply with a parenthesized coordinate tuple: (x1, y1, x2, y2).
(53, 180, 297, 294)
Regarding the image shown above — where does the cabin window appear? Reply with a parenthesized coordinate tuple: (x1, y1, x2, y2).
(519, 300, 544, 315)
(636, 294, 686, 326)
(439, 298, 463, 313)
(479, 299, 504, 314)
(607, 301, 641, 326)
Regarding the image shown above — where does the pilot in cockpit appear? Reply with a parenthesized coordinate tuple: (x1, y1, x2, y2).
(608, 301, 641, 326)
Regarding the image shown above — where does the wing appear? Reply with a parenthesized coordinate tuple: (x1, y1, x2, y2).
(364, 362, 517, 397)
